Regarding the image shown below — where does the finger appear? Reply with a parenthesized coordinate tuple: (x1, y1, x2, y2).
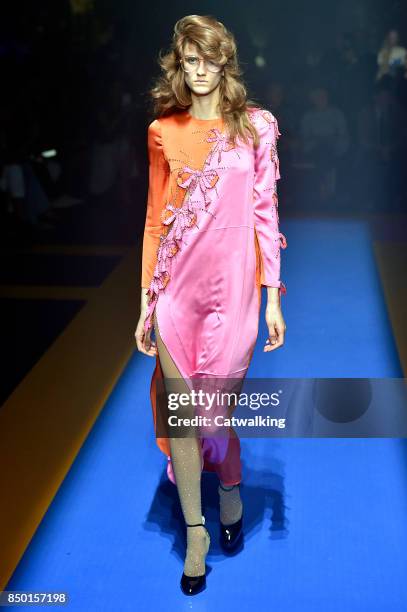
(138, 339, 156, 356)
(137, 343, 149, 355)
(276, 324, 286, 345)
(264, 338, 281, 351)
(142, 333, 158, 357)
(135, 330, 154, 356)
(264, 325, 281, 351)
(265, 327, 285, 351)
(145, 344, 158, 356)
(143, 337, 157, 356)
(135, 333, 145, 352)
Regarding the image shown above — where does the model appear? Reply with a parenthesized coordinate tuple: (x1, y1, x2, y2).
(135, 14, 287, 596)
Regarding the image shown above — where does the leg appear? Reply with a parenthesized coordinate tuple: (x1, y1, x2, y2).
(153, 308, 209, 577)
(218, 481, 243, 525)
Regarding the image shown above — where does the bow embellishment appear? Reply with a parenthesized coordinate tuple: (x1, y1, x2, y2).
(162, 203, 197, 241)
(177, 166, 219, 205)
(279, 232, 288, 249)
(205, 128, 235, 164)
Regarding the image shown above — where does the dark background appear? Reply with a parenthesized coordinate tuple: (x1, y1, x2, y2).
(1, 0, 406, 245)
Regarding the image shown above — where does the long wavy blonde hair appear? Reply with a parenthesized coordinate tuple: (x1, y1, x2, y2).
(149, 14, 261, 147)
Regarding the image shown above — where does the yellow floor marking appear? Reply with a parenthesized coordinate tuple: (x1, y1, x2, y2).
(373, 241, 407, 376)
(0, 242, 142, 589)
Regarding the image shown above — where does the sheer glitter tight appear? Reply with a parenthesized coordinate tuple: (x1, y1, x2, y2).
(218, 482, 243, 525)
(153, 309, 210, 577)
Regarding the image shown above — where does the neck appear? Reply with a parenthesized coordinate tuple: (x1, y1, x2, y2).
(189, 86, 221, 119)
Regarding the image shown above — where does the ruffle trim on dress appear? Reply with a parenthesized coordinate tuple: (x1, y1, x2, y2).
(143, 201, 197, 333)
(144, 131, 226, 334)
(250, 107, 288, 299)
(278, 236, 288, 296)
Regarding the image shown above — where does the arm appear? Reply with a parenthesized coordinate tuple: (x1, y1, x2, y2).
(137, 119, 169, 354)
(141, 119, 170, 289)
(252, 109, 287, 294)
(252, 108, 287, 349)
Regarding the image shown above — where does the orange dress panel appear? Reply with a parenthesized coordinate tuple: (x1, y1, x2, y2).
(141, 117, 219, 288)
(141, 120, 169, 288)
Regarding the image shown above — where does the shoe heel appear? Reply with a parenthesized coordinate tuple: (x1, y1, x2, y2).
(218, 485, 244, 552)
(180, 516, 210, 596)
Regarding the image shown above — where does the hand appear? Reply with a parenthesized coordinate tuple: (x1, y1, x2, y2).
(135, 312, 157, 357)
(264, 302, 286, 352)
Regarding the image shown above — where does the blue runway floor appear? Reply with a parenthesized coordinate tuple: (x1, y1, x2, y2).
(6, 219, 407, 611)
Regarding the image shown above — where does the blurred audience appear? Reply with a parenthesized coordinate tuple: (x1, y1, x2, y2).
(1, 6, 407, 241)
(355, 77, 407, 208)
(87, 79, 133, 203)
(299, 86, 350, 201)
(376, 29, 407, 81)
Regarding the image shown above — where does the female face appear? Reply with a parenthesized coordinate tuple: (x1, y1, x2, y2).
(180, 42, 223, 96)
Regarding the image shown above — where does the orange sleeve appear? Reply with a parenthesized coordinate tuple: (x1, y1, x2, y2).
(141, 119, 170, 288)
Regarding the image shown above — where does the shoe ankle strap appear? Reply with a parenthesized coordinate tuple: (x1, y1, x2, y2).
(186, 515, 206, 528)
(219, 483, 239, 491)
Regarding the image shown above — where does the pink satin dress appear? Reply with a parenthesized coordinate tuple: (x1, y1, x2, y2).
(141, 107, 287, 486)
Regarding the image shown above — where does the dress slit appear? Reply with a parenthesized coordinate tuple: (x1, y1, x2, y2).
(151, 301, 241, 486)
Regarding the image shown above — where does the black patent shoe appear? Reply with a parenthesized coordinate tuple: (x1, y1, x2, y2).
(218, 483, 244, 551)
(180, 517, 210, 596)
(220, 513, 243, 551)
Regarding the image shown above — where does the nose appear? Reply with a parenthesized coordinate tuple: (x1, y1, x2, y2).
(197, 59, 207, 75)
